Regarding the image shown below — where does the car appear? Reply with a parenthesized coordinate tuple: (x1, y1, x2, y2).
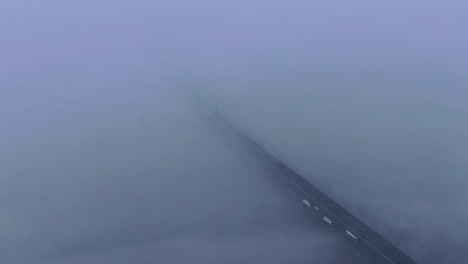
(302, 199, 311, 207)
(346, 230, 359, 242)
(322, 216, 332, 225)
(313, 206, 320, 211)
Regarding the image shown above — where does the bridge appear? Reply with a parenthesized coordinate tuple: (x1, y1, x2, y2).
(203, 105, 418, 264)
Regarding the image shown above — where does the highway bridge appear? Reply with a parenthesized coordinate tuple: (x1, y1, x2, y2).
(204, 106, 418, 264)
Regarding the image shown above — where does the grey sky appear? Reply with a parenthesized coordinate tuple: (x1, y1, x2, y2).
(1, 0, 467, 263)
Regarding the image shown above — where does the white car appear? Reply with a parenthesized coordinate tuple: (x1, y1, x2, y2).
(302, 199, 311, 207)
(322, 216, 332, 225)
(346, 230, 359, 242)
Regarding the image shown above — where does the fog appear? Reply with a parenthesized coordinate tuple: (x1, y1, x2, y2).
(1, 0, 467, 263)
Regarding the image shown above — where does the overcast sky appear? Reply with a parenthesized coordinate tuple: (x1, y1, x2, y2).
(1, 0, 467, 263)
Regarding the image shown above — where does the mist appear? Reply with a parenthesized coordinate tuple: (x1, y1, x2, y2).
(1, 0, 467, 263)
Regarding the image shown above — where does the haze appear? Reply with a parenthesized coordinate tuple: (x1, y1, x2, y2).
(1, 0, 467, 263)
